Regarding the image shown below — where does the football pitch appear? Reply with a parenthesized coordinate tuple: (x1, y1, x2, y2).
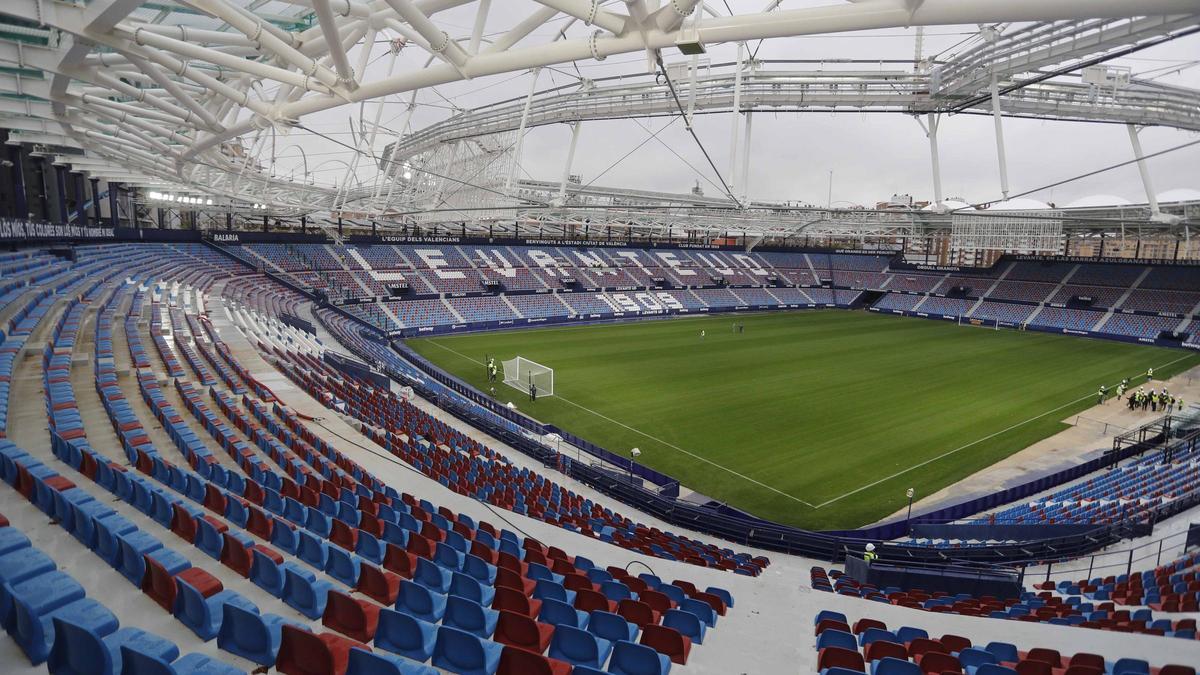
(406, 311, 1200, 530)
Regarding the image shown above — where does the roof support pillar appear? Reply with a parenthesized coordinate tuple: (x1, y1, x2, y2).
(505, 67, 541, 193)
(989, 72, 1010, 200)
(1126, 124, 1160, 216)
(728, 42, 745, 194)
(9, 145, 27, 219)
(558, 121, 582, 204)
(927, 113, 943, 209)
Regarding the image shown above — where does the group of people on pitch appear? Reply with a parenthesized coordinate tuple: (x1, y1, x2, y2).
(1099, 368, 1185, 413)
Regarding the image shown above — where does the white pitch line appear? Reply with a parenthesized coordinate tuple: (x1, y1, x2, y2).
(420, 337, 818, 508)
(814, 351, 1200, 509)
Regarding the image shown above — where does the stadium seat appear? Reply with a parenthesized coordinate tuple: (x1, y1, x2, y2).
(373, 609, 438, 663)
(48, 617, 179, 675)
(431, 625, 504, 675)
(548, 624, 613, 668)
(282, 567, 333, 619)
(217, 604, 292, 667)
(275, 624, 364, 675)
(443, 594, 499, 638)
(607, 640, 672, 675)
(345, 646, 437, 675)
(323, 590, 382, 642)
(639, 624, 690, 664)
(117, 646, 244, 675)
(589, 610, 639, 643)
(817, 646, 865, 672)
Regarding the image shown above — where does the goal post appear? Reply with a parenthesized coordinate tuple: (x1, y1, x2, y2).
(502, 357, 554, 397)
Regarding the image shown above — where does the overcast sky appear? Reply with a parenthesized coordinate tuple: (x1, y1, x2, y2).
(264, 0, 1200, 209)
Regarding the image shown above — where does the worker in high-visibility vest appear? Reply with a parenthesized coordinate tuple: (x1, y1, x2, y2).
(863, 543, 878, 564)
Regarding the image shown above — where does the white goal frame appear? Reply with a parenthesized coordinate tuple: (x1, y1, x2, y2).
(502, 356, 555, 397)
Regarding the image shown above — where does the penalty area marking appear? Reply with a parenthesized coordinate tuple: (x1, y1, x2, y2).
(419, 337, 818, 509)
(814, 350, 1200, 510)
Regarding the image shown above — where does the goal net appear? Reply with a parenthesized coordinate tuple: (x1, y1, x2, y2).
(502, 357, 554, 397)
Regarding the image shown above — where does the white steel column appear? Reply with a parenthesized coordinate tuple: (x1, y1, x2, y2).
(927, 113, 943, 208)
(505, 67, 541, 192)
(1126, 124, 1160, 215)
(558, 121, 582, 203)
(740, 111, 753, 201)
(728, 42, 745, 193)
(470, 0, 492, 54)
(989, 73, 1010, 199)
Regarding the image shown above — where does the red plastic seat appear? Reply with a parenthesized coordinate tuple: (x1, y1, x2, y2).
(918, 651, 961, 674)
(275, 624, 366, 675)
(170, 504, 197, 543)
(246, 506, 274, 540)
(203, 484, 227, 514)
(495, 567, 536, 596)
(815, 619, 851, 637)
(817, 646, 865, 673)
(639, 624, 691, 665)
(939, 634, 971, 653)
(639, 589, 674, 614)
(493, 587, 542, 617)
(355, 563, 402, 605)
(575, 589, 616, 615)
(1015, 661, 1054, 675)
(1025, 648, 1062, 668)
(322, 590, 381, 643)
(852, 618, 886, 635)
(140, 555, 179, 611)
(382, 544, 416, 578)
(616, 599, 659, 628)
(496, 645, 570, 675)
(908, 638, 948, 658)
(865, 641, 907, 663)
(220, 533, 253, 577)
(330, 519, 358, 551)
(493, 611, 555, 653)
(692, 591, 726, 616)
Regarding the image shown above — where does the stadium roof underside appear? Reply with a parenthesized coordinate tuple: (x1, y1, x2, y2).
(0, 0, 1197, 239)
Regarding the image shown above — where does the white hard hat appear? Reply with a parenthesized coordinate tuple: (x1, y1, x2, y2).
(865, 543, 875, 551)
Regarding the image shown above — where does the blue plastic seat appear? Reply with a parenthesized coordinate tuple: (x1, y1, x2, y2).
(9, 594, 117, 665)
(449, 572, 495, 607)
(374, 608, 438, 663)
(296, 530, 329, 569)
(325, 546, 362, 587)
(957, 647, 997, 671)
(434, 543, 463, 571)
(662, 609, 704, 645)
(175, 578, 257, 641)
(346, 646, 437, 675)
(249, 549, 287, 598)
(657, 584, 685, 605)
(118, 646, 245, 675)
(395, 579, 447, 623)
(703, 586, 733, 608)
(413, 557, 450, 594)
(281, 567, 333, 620)
(1112, 658, 1150, 675)
(858, 627, 899, 647)
(816, 629, 857, 652)
(216, 604, 292, 667)
(678, 597, 716, 627)
(983, 642, 1018, 664)
(48, 617, 179, 675)
(588, 610, 638, 643)
(431, 625, 504, 675)
(601, 581, 634, 603)
(534, 579, 575, 605)
(462, 555, 495, 585)
(356, 532, 385, 565)
(193, 518, 226, 560)
(539, 597, 589, 629)
(607, 640, 671, 675)
(0, 547, 57, 586)
(871, 657, 922, 675)
(443, 595, 499, 639)
(548, 624, 612, 668)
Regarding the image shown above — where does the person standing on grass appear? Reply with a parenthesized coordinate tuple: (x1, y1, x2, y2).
(529, 381, 537, 402)
(700, 330, 706, 340)
(1097, 385, 1106, 405)
(1148, 367, 1154, 382)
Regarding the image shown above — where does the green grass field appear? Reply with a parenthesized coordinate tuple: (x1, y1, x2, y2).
(407, 311, 1199, 530)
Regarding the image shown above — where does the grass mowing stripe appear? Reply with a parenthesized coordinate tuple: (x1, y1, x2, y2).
(424, 337, 817, 508)
(408, 311, 1198, 529)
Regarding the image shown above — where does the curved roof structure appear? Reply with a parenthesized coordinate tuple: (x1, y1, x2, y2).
(0, 0, 1197, 238)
